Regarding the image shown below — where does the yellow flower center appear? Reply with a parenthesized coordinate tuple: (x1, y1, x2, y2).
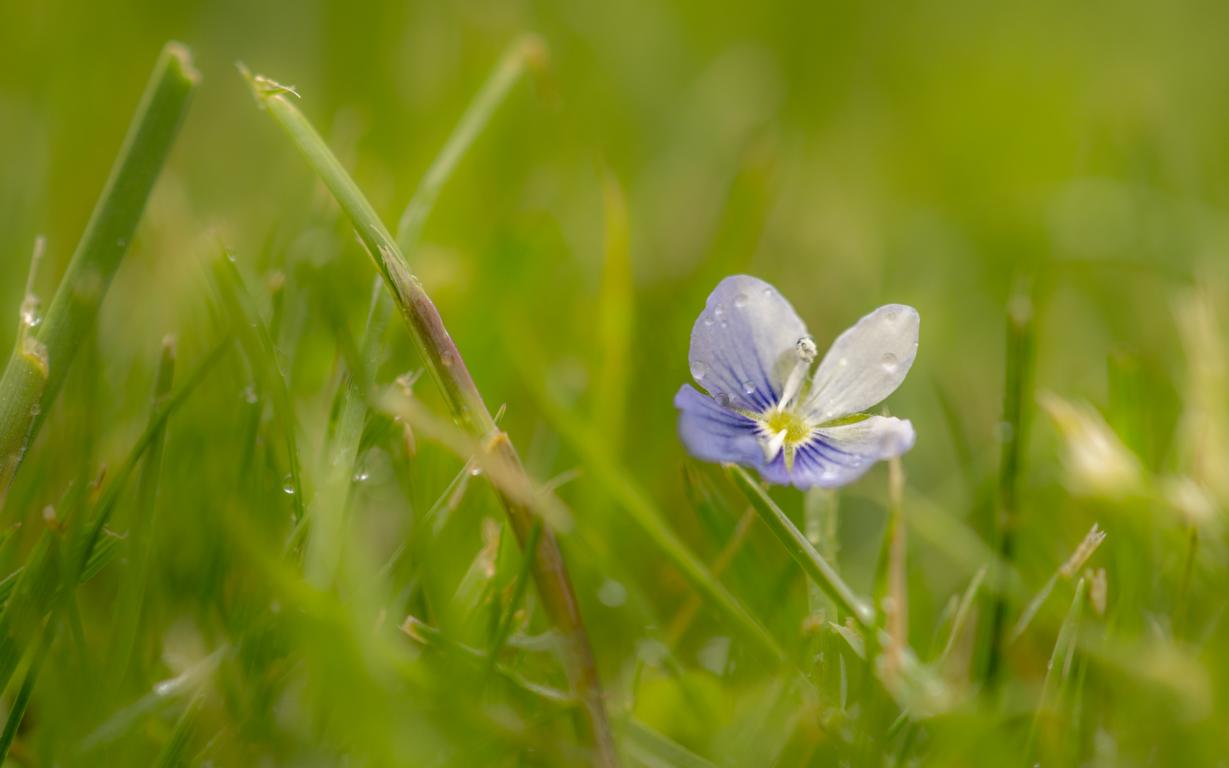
(761, 409, 812, 446)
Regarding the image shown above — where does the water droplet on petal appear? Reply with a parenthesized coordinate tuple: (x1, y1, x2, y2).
(690, 361, 706, 381)
(742, 381, 757, 395)
(881, 352, 899, 373)
(733, 292, 749, 308)
(713, 304, 725, 321)
(714, 392, 731, 408)
(703, 314, 715, 327)
(761, 287, 773, 298)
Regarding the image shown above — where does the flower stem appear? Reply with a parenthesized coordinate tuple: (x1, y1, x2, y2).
(245, 72, 619, 767)
(728, 465, 874, 629)
(0, 43, 197, 497)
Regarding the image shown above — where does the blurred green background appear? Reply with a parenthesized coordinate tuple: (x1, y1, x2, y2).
(2, 0, 1229, 765)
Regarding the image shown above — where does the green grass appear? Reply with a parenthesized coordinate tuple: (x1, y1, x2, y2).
(4, 2, 1229, 765)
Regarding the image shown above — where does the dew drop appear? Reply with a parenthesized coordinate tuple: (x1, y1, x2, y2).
(19, 307, 40, 329)
(881, 352, 899, 373)
(690, 361, 706, 381)
(281, 476, 296, 495)
(241, 385, 258, 404)
(761, 287, 773, 298)
(742, 381, 757, 395)
(153, 680, 177, 697)
(714, 392, 731, 408)
(703, 314, 715, 327)
(352, 470, 370, 483)
(440, 351, 455, 368)
(469, 466, 483, 478)
(597, 579, 627, 607)
(733, 292, 749, 309)
(713, 304, 726, 320)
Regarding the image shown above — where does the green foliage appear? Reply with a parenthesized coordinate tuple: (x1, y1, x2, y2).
(3, 2, 1229, 766)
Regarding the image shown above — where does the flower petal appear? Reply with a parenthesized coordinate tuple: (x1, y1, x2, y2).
(674, 385, 763, 466)
(804, 304, 919, 423)
(689, 275, 808, 412)
(757, 416, 915, 489)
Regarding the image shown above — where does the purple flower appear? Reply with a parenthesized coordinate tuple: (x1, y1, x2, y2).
(675, 275, 919, 489)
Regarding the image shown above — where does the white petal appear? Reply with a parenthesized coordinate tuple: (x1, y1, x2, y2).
(688, 275, 809, 412)
(804, 304, 919, 423)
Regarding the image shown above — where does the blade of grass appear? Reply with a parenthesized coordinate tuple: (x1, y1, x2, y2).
(482, 519, 542, 678)
(108, 336, 176, 691)
(77, 337, 231, 576)
(984, 288, 1035, 685)
(665, 507, 755, 646)
(622, 719, 719, 768)
(152, 693, 204, 768)
(936, 566, 986, 666)
(509, 326, 786, 660)
(244, 70, 618, 767)
(304, 279, 390, 585)
(0, 613, 56, 763)
(0, 43, 197, 495)
(0, 525, 64, 698)
(211, 252, 305, 521)
(1011, 523, 1105, 643)
(401, 616, 573, 706)
(395, 34, 546, 254)
(727, 465, 873, 629)
(1027, 577, 1087, 757)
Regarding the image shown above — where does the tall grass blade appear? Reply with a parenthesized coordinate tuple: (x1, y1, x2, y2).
(395, 35, 546, 254)
(108, 337, 176, 691)
(0, 43, 197, 494)
(728, 465, 873, 628)
(244, 70, 619, 767)
(984, 289, 1035, 684)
